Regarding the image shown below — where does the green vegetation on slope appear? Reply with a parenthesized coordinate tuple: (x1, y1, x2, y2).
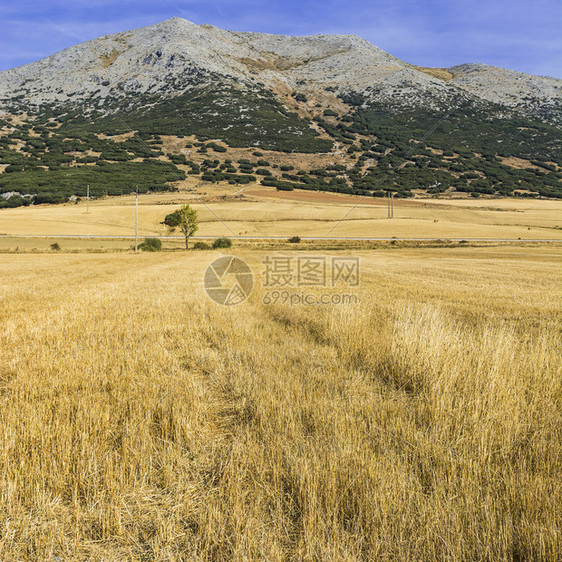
(1, 82, 561, 207)
(41, 79, 333, 154)
(0, 161, 183, 204)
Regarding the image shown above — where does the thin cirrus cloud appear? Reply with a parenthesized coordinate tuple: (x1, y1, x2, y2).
(0, 0, 560, 77)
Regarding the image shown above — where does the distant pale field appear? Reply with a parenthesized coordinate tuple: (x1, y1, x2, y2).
(0, 187, 560, 240)
(0, 247, 560, 560)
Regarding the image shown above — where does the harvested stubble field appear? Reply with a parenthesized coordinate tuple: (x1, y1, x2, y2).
(0, 191, 561, 240)
(0, 246, 560, 560)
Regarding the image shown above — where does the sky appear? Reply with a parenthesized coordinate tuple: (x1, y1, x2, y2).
(0, 0, 560, 77)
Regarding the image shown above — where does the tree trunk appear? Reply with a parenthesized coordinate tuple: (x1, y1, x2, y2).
(185, 235, 189, 249)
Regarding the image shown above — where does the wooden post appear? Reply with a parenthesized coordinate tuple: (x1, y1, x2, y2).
(135, 187, 139, 254)
(387, 191, 391, 218)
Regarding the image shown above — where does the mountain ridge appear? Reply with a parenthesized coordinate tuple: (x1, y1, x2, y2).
(0, 18, 560, 207)
(0, 17, 560, 119)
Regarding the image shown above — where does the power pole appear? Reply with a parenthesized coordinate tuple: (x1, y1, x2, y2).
(85, 185, 90, 214)
(387, 191, 395, 218)
(387, 191, 391, 218)
(135, 186, 139, 254)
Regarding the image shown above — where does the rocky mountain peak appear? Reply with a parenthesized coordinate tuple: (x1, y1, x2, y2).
(0, 17, 559, 123)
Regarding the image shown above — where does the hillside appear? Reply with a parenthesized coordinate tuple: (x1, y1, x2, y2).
(1, 17, 561, 208)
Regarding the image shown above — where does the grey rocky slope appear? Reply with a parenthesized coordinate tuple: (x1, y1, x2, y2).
(0, 17, 560, 123)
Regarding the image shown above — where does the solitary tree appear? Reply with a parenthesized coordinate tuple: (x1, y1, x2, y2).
(163, 205, 198, 249)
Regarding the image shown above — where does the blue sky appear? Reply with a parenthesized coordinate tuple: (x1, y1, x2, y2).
(1, 0, 560, 77)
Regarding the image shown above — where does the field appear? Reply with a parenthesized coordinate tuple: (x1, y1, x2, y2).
(0, 189, 561, 251)
(0, 245, 560, 560)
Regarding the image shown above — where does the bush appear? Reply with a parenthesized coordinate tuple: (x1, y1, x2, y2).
(288, 236, 301, 243)
(50, 243, 61, 251)
(0, 194, 31, 208)
(193, 241, 211, 250)
(138, 237, 162, 252)
(213, 237, 233, 249)
(275, 183, 295, 191)
(34, 193, 67, 204)
(162, 210, 182, 229)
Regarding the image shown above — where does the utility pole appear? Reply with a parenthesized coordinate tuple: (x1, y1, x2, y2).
(387, 191, 395, 218)
(135, 186, 139, 254)
(387, 191, 391, 218)
(85, 185, 90, 214)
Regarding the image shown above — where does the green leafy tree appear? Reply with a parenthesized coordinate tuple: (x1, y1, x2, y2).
(163, 205, 198, 249)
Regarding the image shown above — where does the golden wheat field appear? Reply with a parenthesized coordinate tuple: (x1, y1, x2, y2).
(0, 246, 561, 560)
(0, 190, 561, 242)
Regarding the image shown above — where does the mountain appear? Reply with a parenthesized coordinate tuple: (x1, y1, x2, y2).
(0, 18, 561, 206)
(1, 18, 560, 119)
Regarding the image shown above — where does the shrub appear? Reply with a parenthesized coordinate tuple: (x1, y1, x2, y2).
(162, 210, 182, 229)
(0, 194, 31, 208)
(169, 154, 188, 165)
(34, 193, 67, 204)
(193, 241, 211, 250)
(213, 237, 233, 249)
(50, 243, 61, 251)
(138, 237, 162, 252)
(288, 236, 301, 243)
